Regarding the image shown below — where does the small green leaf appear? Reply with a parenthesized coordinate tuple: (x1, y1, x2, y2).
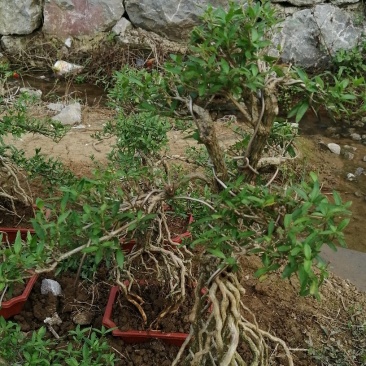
(220, 58, 230, 74)
(13, 232, 22, 254)
(115, 249, 125, 269)
(303, 243, 311, 260)
(303, 259, 312, 273)
(57, 211, 70, 225)
(82, 246, 99, 253)
(277, 245, 291, 252)
(284, 214, 292, 228)
(337, 218, 350, 231)
(295, 101, 309, 123)
(254, 267, 269, 278)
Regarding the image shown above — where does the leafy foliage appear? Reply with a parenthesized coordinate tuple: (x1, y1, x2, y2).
(0, 320, 117, 365)
(191, 173, 350, 298)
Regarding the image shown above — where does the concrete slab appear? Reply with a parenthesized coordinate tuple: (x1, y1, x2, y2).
(320, 245, 366, 292)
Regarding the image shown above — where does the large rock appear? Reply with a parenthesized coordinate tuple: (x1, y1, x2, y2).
(51, 102, 82, 126)
(124, 0, 231, 41)
(0, 0, 42, 35)
(43, 0, 125, 39)
(114, 19, 187, 54)
(274, 4, 362, 68)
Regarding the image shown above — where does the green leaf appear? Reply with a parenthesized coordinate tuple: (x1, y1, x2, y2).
(295, 100, 309, 123)
(284, 214, 292, 228)
(282, 263, 296, 278)
(208, 248, 226, 259)
(95, 248, 103, 265)
(254, 267, 269, 278)
(303, 259, 312, 273)
(267, 220, 275, 236)
(220, 58, 230, 74)
(57, 211, 70, 225)
(303, 243, 311, 260)
(277, 245, 291, 252)
(337, 218, 350, 231)
(82, 246, 99, 253)
(13, 232, 22, 254)
(115, 249, 125, 269)
(332, 190, 342, 205)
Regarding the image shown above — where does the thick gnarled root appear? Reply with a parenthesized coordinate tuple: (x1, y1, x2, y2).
(173, 272, 293, 366)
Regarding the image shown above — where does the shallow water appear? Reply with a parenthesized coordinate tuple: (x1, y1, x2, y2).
(299, 112, 366, 254)
(9, 73, 107, 106)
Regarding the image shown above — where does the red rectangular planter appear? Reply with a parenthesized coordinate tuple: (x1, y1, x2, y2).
(0, 227, 35, 243)
(0, 228, 38, 319)
(102, 285, 189, 346)
(0, 274, 38, 319)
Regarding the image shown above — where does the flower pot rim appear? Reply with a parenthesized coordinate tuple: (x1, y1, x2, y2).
(0, 273, 38, 319)
(102, 285, 189, 346)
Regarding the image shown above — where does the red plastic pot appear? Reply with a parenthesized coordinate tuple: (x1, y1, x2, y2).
(102, 285, 189, 346)
(0, 274, 38, 319)
(0, 227, 35, 243)
(0, 228, 38, 319)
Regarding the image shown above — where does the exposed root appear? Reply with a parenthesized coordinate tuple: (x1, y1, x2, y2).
(0, 156, 32, 217)
(114, 204, 194, 329)
(174, 270, 294, 366)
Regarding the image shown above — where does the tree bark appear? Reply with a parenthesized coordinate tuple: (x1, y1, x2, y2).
(244, 87, 278, 182)
(191, 104, 229, 183)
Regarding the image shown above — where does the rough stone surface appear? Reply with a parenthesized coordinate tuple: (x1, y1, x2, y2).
(47, 102, 65, 112)
(0, 0, 42, 35)
(355, 167, 364, 176)
(112, 17, 133, 36)
(350, 133, 362, 141)
(1, 35, 31, 55)
(346, 172, 356, 181)
(73, 311, 94, 325)
(43, 0, 125, 38)
(41, 279, 62, 296)
(273, 5, 362, 68)
(124, 0, 233, 41)
(20, 88, 42, 99)
(327, 143, 341, 155)
(52, 102, 82, 126)
(116, 26, 188, 54)
(343, 151, 355, 160)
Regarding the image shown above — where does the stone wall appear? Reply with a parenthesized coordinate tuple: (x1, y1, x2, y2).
(0, 0, 365, 68)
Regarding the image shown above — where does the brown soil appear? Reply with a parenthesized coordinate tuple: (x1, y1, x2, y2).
(0, 199, 34, 228)
(113, 283, 194, 333)
(2, 99, 366, 365)
(2, 281, 27, 301)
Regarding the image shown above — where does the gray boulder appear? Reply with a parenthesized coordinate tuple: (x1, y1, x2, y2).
(0, 0, 42, 35)
(43, 0, 125, 38)
(52, 102, 82, 126)
(273, 4, 362, 68)
(115, 22, 187, 54)
(327, 143, 341, 155)
(112, 18, 133, 37)
(124, 0, 231, 41)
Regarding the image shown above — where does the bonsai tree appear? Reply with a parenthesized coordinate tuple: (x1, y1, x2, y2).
(104, 1, 353, 364)
(7, 1, 355, 364)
